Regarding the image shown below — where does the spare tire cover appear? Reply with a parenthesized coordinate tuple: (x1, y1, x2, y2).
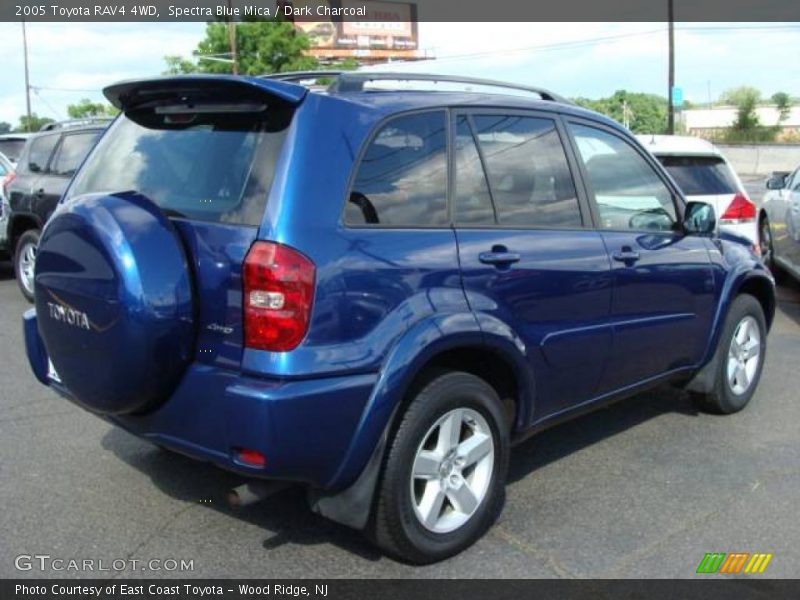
(34, 191, 195, 415)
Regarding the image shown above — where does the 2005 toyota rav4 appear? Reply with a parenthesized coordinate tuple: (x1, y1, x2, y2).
(24, 72, 774, 563)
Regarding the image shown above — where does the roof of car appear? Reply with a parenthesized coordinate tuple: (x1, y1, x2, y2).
(635, 134, 722, 157)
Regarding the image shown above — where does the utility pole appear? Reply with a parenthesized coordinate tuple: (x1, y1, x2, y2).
(667, 0, 675, 134)
(22, 21, 32, 132)
(227, 0, 238, 74)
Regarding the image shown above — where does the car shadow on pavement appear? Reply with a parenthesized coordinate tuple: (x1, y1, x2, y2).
(100, 428, 384, 561)
(100, 385, 701, 562)
(507, 386, 699, 484)
(0, 260, 13, 280)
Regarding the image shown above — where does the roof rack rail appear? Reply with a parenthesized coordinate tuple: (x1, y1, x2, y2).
(330, 72, 571, 104)
(39, 117, 113, 132)
(261, 71, 346, 83)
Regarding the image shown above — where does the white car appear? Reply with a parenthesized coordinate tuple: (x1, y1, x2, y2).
(636, 135, 758, 246)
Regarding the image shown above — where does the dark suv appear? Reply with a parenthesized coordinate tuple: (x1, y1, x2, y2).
(3, 119, 108, 301)
(23, 73, 774, 564)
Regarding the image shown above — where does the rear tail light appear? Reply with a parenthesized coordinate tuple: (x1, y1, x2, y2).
(243, 241, 315, 352)
(719, 193, 756, 222)
(2, 171, 15, 196)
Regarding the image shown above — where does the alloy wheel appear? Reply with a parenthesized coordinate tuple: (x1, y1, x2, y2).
(726, 315, 761, 395)
(410, 408, 494, 534)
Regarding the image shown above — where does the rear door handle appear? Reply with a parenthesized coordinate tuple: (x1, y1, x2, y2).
(479, 251, 521, 266)
(612, 248, 641, 263)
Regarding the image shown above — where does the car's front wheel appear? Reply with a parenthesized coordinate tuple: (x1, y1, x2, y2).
(14, 229, 40, 303)
(371, 371, 509, 564)
(693, 294, 767, 414)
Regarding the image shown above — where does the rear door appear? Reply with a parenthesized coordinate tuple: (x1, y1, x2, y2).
(565, 120, 716, 392)
(453, 111, 613, 418)
(655, 153, 755, 240)
(65, 85, 297, 370)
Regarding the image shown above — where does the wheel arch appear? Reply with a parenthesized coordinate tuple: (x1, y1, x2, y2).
(308, 312, 532, 529)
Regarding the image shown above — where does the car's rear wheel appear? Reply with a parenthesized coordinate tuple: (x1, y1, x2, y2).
(14, 229, 40, 303)
(371, 371, 509, 564)
(693, 294, 766, 415)
(760, 216, 784, 283)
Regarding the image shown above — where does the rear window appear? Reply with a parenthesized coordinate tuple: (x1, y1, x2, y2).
(657, 155, 738, 196)
(67, 108, 292, 226)
(0, 139, 26, 162)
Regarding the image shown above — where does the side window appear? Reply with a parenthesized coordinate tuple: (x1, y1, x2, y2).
(51, 132, 101, 177)
(454, 116, 494, 225)
(27, 134, 60, 173)
(471, 114, 582, 228)
(346, 111, 447, 227)
(789, 169, 800, 192)
(569, 124, 677, 231)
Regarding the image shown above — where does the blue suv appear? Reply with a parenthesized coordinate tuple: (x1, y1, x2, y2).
(23, 72, 775, 563)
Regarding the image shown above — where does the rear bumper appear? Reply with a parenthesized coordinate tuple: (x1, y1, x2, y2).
(24, 309, 377, 489)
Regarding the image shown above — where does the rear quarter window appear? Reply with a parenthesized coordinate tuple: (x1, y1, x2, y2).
(346, 111, 448, 227)
(66, 108, 292, 227)
(657, 155, 738, 195)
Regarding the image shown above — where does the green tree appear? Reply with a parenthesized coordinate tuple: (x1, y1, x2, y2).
(573, 90, 668, 133)
(719, 86, 774, 141)
(771, 91, 791, 123)
(15, 113, 54, 132)
(163, 54, 199, 75)
(66, 98, 118, 119)
(169, 20, 318, 76)
(0, 121, 11, 134)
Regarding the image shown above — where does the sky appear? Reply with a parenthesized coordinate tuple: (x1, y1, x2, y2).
(1, 21, 799, 127)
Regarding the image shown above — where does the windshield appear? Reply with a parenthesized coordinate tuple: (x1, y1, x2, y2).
(67, 108, 291, 226)
(657, 155, 738, 196)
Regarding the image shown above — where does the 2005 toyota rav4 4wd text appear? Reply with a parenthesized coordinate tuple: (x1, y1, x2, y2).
(24, 72, 775, 564)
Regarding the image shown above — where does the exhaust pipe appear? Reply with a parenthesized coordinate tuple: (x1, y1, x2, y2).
(227, 481, 291, 508)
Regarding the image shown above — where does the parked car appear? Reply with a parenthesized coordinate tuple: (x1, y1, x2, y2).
(0, 133, 32, 164)
(637, 135, 758, 246)
(23, 73, 774, 564)
(3, 119, 109, 301)
(760, 166, 800, 282)
(0, 151, 13, 258)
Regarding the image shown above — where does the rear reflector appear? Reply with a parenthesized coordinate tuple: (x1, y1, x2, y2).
(720, 193, 756, 222)
(243, 241, 315, 352)
(237, 448, 267, 467)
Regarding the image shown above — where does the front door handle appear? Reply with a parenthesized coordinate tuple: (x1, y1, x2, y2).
(479, 251, 521, 266)
(612, 247, 641, 264)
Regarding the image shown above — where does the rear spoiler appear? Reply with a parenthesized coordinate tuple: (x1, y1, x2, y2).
(103, 75, 308, 112)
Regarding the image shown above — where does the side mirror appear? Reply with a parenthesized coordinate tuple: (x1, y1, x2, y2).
(28, 162, 41, 173)
(766, 174, 787, 190)
(683, 201, 716, 235)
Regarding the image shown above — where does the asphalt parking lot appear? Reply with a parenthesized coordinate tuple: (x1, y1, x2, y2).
(1, 257, 799, 579)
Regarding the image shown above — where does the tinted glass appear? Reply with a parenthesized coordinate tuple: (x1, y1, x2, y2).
(51, 132, 101, 176)
(454, 116, 494, 225)
(67, 108, 292, 226)
(472, 115, 581, 228)
(347, 111, 447, 227)
(658, 155, 737, 195)
(27, 134, 59, 173)
(0, 139, 26, 161)
(570, 124, 677, 231)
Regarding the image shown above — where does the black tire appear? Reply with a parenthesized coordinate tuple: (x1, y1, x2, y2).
(693, 294, 767, 415)
(370, 371, 510, 564)
(14, 229, 40, 303)
(760, 216, 785, 284)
